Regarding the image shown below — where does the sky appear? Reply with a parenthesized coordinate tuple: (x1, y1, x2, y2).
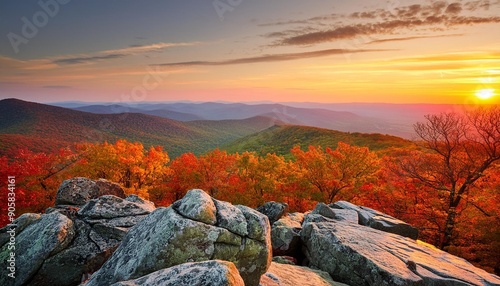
(0, 0, 499, 104)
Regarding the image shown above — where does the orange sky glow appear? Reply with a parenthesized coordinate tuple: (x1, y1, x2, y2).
(0, 0, 499, 104)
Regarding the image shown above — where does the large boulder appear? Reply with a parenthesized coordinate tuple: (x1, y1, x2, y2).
(0, 212, 75, 286)
(301, 219, 500, 286)
(55, 177, 125, 206)
(0, 213, 41, 247)
(87, 189, 272, 286)
(257, 202, 288, 225)
(78, 194, 155, 219)
(110, 260, 245, 286)
(331, 200, 418, 239)
(30, 194, 156, 285)
(260, 262, 348, 286)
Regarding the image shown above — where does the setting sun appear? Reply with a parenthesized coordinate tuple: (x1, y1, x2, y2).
(476, 88, 495, 100)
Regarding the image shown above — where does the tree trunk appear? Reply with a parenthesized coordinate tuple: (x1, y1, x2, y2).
(442, 206, 457, 250)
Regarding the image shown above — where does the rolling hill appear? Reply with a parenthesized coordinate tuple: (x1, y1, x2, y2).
(1, 98, 416, 159)
(0, 99, 280, 158)
(73, 104, 203, 121)
(222, 125, 413, 157)
(60, 101, 415, 138)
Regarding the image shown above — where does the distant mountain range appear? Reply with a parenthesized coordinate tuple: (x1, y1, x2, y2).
(0, 99, 279, 157)
(51, 100, 457, 139)
(1, 98, 440, 157)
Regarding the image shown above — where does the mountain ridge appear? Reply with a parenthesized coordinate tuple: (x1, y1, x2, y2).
(0, 98, 279, 157)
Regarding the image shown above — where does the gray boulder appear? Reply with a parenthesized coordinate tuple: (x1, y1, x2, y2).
(214, 199, 248, 236)
(257, 201, 288, 225)
(29, 218, 116, 285)
(301, 219, 500, 286)
(110, 260, 245, 286)
(55, 177, 125, 206)
(259, 262, 348, 286)
(331, 200, 418, 239)
(0, 212, 75, 286)
(87, 189, 272, 286)
(0, 213, 41, 247)
(311, 203, 358, 224)
(40, 195, 155, 285)
(173, 189, 217, 224)
(20, 193, 155, 286)
(271, 214, 302, 257)
(78, 195, 155, 219)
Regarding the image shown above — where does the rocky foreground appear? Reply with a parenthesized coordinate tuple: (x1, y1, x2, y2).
(1, 177, 499, 286)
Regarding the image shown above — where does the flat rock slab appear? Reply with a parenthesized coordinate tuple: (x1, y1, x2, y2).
(259, 262, 349, 286)
(301, 220, 500, 286)
(331, 200, 418, 239)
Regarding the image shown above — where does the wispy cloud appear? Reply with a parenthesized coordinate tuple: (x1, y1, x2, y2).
(53, 54, 126, 65)
(43, 85, 73, 89)
(367, 34, 464, 44)
(265, 0, 500, 46)
(102, 42, 199, 55)
(157, 48, 394, 66)
(52, 41, 200, 65)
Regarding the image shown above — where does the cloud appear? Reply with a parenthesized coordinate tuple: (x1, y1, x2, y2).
(367, 34, 464, 44)
(43, 85, 72, 89)
(102, 42, 199, 55)
(53, 54, 126, 65)
(157, 48, 393, 66)
(52, 41, 201, 65)
(266, 0, 500, 46)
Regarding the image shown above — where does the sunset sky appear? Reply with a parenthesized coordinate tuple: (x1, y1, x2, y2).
(0, 0, 499, 104)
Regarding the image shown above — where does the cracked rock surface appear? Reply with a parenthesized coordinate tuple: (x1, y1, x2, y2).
(0, 193, 155, 286)
(301, 214, 500, 286)
(110, 260, 245, 286)
(87, 189, 272, 286)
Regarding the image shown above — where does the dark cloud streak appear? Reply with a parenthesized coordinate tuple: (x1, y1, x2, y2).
(53, 54, 126, 65)
(157, 48, 394, 67)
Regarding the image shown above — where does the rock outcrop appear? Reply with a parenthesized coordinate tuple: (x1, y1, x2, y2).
(270, 213, 302, 257)
(257, 202, 288, 225)
(55, 177, 126, 207)
(87, 189, 272, 286)
(259, 262, 347, 286)
(0, 212, 75, 286)
(301, 213, 500, 286)
(110, 260, 245, 286)
(2, 177, 499, 286)
(331, 200, 419, 239)
(0, 182, 154, 286)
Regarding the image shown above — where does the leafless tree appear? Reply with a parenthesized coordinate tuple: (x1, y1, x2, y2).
(398, 106, 500, 249)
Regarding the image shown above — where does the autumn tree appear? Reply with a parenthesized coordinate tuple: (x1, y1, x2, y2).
(394, 107, 500, 250)
(235, 152, 289, 206)
(159, 152, 201, 204)
(74, 140, 169, 199)
(291, 142, 379, 203)
(197, 149, 238, 200)
(0, 147, 77, 226)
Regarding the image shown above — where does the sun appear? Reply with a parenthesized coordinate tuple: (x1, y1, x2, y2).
(475, 88, 495, 100)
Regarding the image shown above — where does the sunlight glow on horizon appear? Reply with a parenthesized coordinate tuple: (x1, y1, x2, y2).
(475, 88, 495, 100)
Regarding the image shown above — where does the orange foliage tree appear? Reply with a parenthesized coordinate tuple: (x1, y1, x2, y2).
(291, 142, 379, 203)
(73, 140, 169, 199)
(0, 147, 77, 226)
